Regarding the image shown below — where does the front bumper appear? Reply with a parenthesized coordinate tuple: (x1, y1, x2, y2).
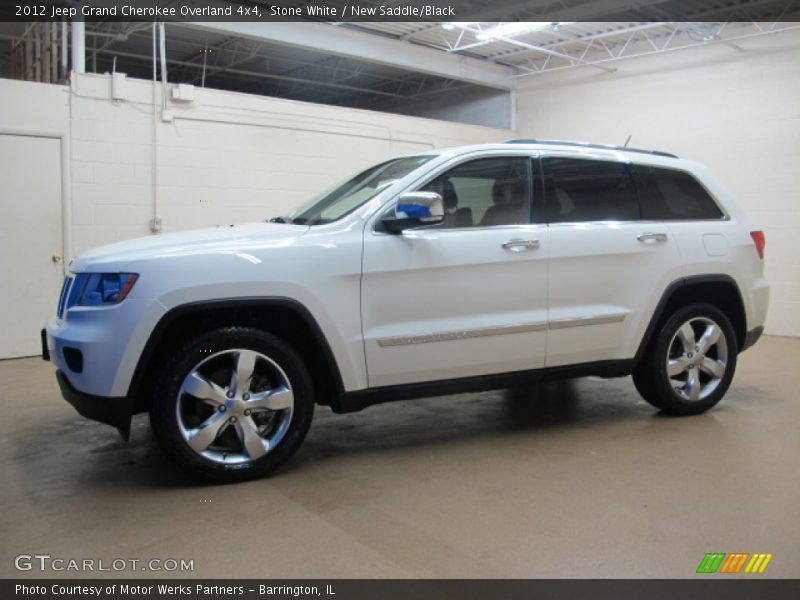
(43, 298, 165, 398)
(55, 369, 133, 440)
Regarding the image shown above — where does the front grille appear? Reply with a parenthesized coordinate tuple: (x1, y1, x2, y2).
(57, 276, 73, 319)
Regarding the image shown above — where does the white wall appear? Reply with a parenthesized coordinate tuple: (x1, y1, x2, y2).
(72, 74, 512, 255)
(0, 74, 511, 260)
(516, 29, 800, 337)
(392, 86, 512, 129)
(0, 78, 69, 133)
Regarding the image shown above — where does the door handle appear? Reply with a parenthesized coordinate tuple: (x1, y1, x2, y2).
(502, 239, 540, 252)
(52, 253, 62, 263)
(637, 232, 668, 243)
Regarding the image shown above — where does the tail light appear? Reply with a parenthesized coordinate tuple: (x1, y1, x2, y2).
(750, 230, 765, 259)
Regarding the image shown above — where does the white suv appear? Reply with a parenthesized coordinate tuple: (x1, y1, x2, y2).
(43, 139, 769, 482)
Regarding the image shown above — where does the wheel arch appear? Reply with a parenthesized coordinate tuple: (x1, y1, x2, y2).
(635, 274, 747, 362)
(128, 298, 345, 414)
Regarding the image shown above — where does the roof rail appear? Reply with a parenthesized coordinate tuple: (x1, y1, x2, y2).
(505, 138, 678, 159)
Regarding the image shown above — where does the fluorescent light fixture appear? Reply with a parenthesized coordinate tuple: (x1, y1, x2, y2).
(475, 22, 556, 41)
(442, 22, 473, 30)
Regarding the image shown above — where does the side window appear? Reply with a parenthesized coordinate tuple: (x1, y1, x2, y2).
(543, 157, 639, 223)
(635, 165, 724, 220)
(419, 157, 531, 228)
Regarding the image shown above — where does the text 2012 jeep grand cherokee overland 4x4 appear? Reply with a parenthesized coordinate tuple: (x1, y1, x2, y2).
(43, 139, 769, 482)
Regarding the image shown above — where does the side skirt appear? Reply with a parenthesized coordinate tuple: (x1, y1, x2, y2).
(334, 359, 635, 414)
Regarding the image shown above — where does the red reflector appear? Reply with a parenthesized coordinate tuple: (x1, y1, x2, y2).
(750, 231, 765, 259)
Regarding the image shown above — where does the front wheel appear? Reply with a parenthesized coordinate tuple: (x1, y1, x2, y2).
(150, 327, 314, 482)
(633, 304, 737, 415)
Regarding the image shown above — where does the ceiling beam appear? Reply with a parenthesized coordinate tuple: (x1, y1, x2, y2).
(85, 47, 419, 99)
(180, 22, 518, 91)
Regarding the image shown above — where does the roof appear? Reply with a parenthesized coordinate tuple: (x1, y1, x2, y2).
(506, 138, 678, 158)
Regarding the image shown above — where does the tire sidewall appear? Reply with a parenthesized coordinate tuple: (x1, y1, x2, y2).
(150, 327, 314, 482)
(650, 303, 738, 414)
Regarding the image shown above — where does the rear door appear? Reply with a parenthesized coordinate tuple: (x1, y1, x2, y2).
(542, 154, 683, 366)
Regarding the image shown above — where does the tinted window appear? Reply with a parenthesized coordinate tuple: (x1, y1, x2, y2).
(419, 157, 531, 228)
(543, 157, 639, 223)
(635, 166, 724, 220)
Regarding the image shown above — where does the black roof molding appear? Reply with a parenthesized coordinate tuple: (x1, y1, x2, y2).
(506, 138, 678, 159)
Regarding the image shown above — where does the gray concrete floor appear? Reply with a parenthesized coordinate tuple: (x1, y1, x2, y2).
(1, 336, 798, 579)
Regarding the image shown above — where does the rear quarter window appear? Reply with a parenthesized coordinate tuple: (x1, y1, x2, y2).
(635, 166, 724, 220)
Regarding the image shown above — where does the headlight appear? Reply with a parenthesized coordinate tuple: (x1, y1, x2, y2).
(69, 273, 139, 307)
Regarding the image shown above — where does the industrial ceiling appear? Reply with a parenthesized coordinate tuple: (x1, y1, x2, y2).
(0, 0, 797, 118)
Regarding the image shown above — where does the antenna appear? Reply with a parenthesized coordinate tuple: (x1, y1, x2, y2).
(624, 135, 632, 148)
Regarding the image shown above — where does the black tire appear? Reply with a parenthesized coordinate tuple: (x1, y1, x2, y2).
(632, 303, 737, 415)
(150, 326, 314, 483)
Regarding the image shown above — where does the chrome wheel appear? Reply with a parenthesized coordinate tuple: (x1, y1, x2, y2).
(176, 348, 294, 464)
(666, 317, 728, 402)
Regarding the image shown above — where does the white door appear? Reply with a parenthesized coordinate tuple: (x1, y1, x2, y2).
(361, 156, 549, 387)
(0, 134, 64, 358)
(542, 155, 682, 367)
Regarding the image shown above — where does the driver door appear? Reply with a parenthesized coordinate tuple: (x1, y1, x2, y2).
(361, 155, 549, 388)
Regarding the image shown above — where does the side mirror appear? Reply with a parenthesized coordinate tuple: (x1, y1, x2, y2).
(383, 191, 444, 233)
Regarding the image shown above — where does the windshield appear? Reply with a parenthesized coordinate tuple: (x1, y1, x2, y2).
(284, 155, 434, 225)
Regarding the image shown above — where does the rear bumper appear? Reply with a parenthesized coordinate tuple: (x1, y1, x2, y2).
(741, 326, 764, 353)
(56, 369, 133, 440)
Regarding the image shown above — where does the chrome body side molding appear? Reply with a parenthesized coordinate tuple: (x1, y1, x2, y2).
(377, 314, 627, 347)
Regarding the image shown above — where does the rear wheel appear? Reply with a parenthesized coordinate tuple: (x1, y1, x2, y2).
(633, 303, 737, 415)
(150, 327, 314, 482)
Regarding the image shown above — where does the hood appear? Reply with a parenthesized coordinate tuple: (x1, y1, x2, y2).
(70, 222, 309, 271)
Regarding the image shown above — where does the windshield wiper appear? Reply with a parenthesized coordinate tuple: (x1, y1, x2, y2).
(269, 216, 292, 224)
